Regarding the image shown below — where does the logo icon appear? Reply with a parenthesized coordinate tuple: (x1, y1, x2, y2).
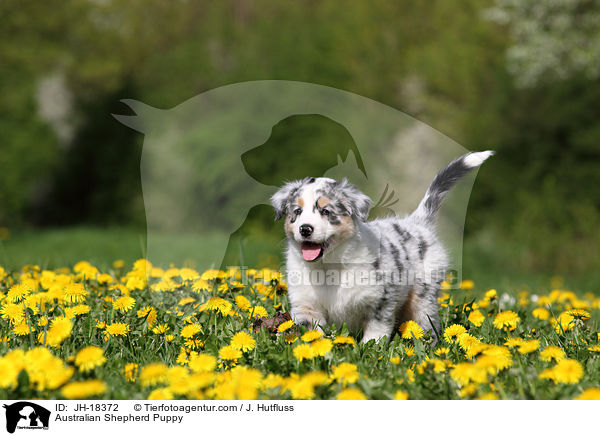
(3, 402, 50, 434)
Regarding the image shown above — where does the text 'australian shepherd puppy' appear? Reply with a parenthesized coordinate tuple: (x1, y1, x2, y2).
(271, 151, 494, 344)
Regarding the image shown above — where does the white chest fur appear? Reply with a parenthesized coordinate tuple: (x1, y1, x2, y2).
(285, 226, 382, 333)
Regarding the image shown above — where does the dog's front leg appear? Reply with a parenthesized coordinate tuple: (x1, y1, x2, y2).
(361, 318, 394, 343)
(291, 306, 327, 332)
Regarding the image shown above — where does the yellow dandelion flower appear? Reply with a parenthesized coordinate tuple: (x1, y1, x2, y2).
(180, 324, 203, 338)
(219, 345, 242, 361)
(185, 338, 204, 349)
(399, 320, 424, 339)
(112, 259, 125, 269)
(97, 273, 114, 285)
(284, 372, 326, 400)
(200, 269, 224, 281)
(450, 362, 487, 386)
(434, 347, 450, 356)
(277, 320, 295, 333)
(390, 356, 401, 365)
(552, 312, 575, 333)
(61, 380, 107, 399)
(574, 388, 600, 400)
(199, 297, 232, 315)
(532, 307, 550, 320)
(179, 268, 200, 281)
(481, 345, 512, 370)
(139, 363, 169, 387)
(7, 283, 32, 303)
(333, 336, 356, 346)
(147, 388, 174, 400)
(337, 388, 366, 400)
(477, 393, 499, 400)
(458, 333, 480, 352)
(262, 373, 285, 390)
(105, 322, 129, 337)
(311, 338, 333, 356)
(38, 316, 48, 327)
(459, 383, 478, 398)
(552, 359, 584, 384)
(504, 337, 525, 347)
(493, 311, 520, 331)
(137, 306, 157, 327)
(96, 321, 106, 329)
(178, 297, 196, 306)
(189, 353, 217, 373)
(0, 357, 19, 389)
(234, 295, 251, 311)
(250, 305, 268, 318)
(468, 310, 485, 327)
(230, 332, 256, 352)
(459, 279, 475, 290)
(518, 339, 540, 354)
(404, 345, 415, 357)
(152, 324, 170, 334)
(191, 279, 210, 293)
(13, 321, 31, 336)
(1, 303, 25, 324)
(293, 343, 315, 361)
(444, 324, 467, 344)
(75, 346, 106, 372)
(44, 317, 73, 347)
(63, 283, 89, 303)
(587, 345, 600, 352)
(429, 358, 448, 373)
(72, 304, 91, 315)
(566, 309, 590, 321)
(301, 330, 323, 342)
(125, 276, 147, 291)
(484, 289, 497, 300)
(394, 390, 409, 400)
(540, 345, 566, 362)
(122, 363, 138, 382)
(538, 368, 556, 381)
(113, 295, 136, 312)
(332, 363, 359, 386)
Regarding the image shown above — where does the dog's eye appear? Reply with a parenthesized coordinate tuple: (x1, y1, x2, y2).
(293, 208, 302, 215)
(321, 208, 330, 217)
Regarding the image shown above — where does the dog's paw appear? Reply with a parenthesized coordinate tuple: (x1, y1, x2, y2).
(295, 318, 325, 332)
(361, 335, 386, 345)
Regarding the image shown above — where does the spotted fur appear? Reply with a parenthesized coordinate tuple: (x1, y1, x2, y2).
(271, 151, 494, 344)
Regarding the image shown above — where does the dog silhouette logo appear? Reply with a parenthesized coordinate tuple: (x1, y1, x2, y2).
(3, 402, 50, 433)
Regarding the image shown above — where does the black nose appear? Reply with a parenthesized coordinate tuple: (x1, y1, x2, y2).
(299, 224, 314, 237)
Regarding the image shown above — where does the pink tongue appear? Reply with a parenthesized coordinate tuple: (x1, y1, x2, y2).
(301, 243, 323, 261)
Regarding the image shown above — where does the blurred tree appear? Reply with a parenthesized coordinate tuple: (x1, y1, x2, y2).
(485, 0, 600, 88)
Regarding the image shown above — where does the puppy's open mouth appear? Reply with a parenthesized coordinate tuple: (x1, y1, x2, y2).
(301, 242, 324, 262)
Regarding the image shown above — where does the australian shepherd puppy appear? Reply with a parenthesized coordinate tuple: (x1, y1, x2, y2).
(271, 151, 493, 344)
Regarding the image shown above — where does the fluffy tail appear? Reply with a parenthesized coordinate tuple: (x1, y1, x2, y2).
(412, 151, 494, 224)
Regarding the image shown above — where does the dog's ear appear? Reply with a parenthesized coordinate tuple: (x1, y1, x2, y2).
(271, 180, 304, 221)
(337, 178, 372, 222)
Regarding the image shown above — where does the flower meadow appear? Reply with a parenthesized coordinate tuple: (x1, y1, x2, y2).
(1, 260, 599, 400)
